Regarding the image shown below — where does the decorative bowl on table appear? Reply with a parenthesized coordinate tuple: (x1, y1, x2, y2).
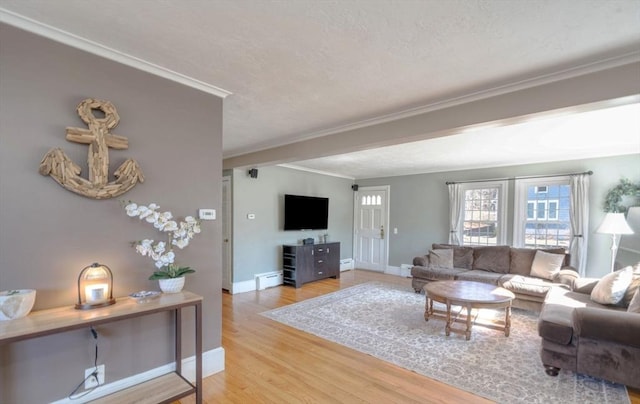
(129, 290, 161, 303)
(0, 289, 36, 321)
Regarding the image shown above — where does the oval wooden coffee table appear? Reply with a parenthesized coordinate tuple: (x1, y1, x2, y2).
(423, 280, 515, 341)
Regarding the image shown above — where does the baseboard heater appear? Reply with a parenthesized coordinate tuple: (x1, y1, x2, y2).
(340, 258, 354, 271)
(255, 271, 283, 290)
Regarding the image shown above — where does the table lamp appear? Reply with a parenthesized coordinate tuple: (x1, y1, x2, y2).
(75, 263, 116, 310)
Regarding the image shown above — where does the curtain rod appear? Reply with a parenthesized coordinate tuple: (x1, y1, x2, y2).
(445, 170, 593, 185)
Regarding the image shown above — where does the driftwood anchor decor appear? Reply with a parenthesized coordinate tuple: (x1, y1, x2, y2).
(39, 98, 144, 199)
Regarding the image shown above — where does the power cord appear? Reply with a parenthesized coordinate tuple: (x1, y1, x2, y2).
(68, 326, 100, 400)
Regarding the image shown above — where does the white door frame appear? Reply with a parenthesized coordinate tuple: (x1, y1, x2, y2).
(352, 185, 390, 272)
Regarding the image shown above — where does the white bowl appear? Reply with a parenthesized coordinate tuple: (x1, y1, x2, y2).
(0, 289, 36, 321)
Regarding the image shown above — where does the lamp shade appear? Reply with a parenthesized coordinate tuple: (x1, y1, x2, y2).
(596, 212, 634, 235)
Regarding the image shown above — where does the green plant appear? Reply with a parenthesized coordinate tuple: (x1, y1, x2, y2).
(603, 178, 640, 213)
(148, 264, 195, 280)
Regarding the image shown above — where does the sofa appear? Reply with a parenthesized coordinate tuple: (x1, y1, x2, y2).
(411, 244, 579, 312)
(538, 274, 640, 389)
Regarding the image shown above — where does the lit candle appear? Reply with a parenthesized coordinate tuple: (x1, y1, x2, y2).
(85, 284, 108, 304)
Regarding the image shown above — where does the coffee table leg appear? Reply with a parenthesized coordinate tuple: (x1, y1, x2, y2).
(505, 304, 511, 337)
(424, 297, 431, 321)
(465, 304, 472, 341)
(445, 301, 451, 336)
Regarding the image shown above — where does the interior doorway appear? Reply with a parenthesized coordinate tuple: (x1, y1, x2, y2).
(222, 176, 232, 291)
(353, 186, 389, 272)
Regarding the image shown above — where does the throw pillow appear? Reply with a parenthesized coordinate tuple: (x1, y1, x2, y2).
(530, 250, 565, 280)
(432, 244, 474, 269)
(590, 266, 634, 305)
(429, 249, 453, 269)
(621, 262, 640, 307)
(628, 288, 640, 313)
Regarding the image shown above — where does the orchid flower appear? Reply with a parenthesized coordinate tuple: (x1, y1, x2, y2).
(124, 201, 201, 275)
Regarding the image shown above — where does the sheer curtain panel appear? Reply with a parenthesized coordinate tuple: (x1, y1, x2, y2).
(448, 183, 462, 245)
(569, 174, 590, 275)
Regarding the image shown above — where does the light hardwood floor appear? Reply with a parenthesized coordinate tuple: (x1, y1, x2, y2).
(179, 270, 640, 403)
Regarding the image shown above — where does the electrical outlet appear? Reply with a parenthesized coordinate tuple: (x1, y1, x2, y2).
(84, 364, 105, 389)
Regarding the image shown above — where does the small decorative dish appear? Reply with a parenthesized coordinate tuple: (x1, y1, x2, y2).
(129, 291, 161, 303)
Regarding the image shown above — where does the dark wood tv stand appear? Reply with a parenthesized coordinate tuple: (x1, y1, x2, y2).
(282, 242, 340, 288)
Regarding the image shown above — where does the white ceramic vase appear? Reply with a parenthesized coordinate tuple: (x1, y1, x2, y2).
(158, 277, 185, 294)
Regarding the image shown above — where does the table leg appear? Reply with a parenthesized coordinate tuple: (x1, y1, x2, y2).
(445, 301, 451, 337)
(424, 296, 430, 321)
(504, 304, 511, 337)
(465, 304, 472, 341)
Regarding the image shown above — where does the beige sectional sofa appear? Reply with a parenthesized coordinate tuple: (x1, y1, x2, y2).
(411, 244, 579, 312)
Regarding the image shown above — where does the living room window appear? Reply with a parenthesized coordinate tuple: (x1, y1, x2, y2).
(514, 178, 571, 249)
(457, 181, 508, 246)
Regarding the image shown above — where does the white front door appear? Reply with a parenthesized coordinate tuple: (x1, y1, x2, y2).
(353, 186, 389, 272)
(222, 176, 232, 291)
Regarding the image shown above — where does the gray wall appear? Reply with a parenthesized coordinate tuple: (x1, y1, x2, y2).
(0, 24, 223, 402)
(231, 166, 353, 283)
(358, 154, 640, 278)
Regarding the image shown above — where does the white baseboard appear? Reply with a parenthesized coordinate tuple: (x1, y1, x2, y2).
(384, 266, 401, 276)
(384, 265, 412, 278)
(51, 347, 224, 403)
(231, 278, 257, 294)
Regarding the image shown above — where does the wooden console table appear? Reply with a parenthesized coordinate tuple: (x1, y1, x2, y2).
(0, 291, 202, 404)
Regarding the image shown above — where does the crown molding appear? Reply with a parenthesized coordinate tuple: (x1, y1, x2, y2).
(225, 51, 640, 158)
(0, 9, 232, 99)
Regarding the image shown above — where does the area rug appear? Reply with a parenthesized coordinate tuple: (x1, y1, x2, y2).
(261, 281, 629, 404)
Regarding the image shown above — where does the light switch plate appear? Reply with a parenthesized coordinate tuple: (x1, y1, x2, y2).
(198, 209, 216, 220)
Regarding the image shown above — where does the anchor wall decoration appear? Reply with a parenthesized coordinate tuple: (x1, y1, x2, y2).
(39, 98, 144, 199)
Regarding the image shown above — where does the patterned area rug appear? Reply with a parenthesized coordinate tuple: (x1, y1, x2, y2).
(262, 281, 629, 404)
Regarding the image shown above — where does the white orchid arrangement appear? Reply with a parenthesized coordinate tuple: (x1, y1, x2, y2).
(124, 202, 201, 279)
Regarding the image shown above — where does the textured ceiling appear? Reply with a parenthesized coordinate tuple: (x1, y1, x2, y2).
(1, 0, 639, 178)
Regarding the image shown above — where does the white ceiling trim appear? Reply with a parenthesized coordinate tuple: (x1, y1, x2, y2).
(0, 8, 232, 99)
(277, 164, 355, 180)
(225, 50, 640, 159)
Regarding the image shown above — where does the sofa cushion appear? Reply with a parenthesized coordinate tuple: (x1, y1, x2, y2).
(429, 249, 453, 269)
(499, 274, 560, 298)
(410, 265, 467, 281)
(472, 245, 510, 273)
(454, 270, 502, 285)
(530, 250, 565, 280)
(432, 244, 474, 269)
(510, 248, 538, 276)
(538, 287, 605, 346)
(628, 288, 640, 313)
(510, 247, 566, 276)
(591, 267, 634, 305)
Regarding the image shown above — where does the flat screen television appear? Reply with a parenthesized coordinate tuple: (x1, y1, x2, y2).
(284, 194, 329, 231)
